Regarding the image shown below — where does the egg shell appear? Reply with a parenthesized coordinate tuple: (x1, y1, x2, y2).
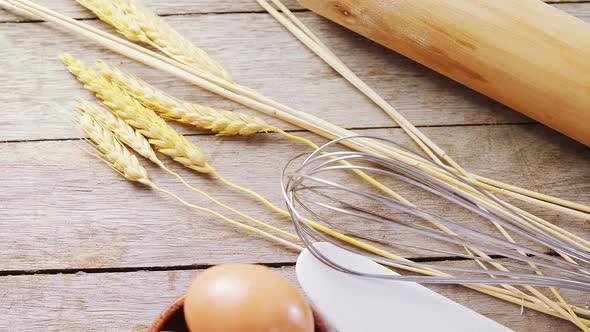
(184, 263, 315, 332)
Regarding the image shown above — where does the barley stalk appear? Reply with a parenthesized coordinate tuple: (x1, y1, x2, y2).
(76, 0, 233, 83)
(61, 53, 212, 174)
(98, 61, 277, 136)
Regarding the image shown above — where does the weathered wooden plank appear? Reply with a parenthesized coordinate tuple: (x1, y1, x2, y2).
(0, 267, 584, 331)
(0, 0, 303, 22)
(0, 2, 588, 331)
(1, 125, 587, 271)
(0, 12, 515, 141)
(0, 0, 584, 22)
(0, 5, 588, 141)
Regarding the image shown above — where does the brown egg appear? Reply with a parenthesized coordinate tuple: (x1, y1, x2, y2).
(184, 264, 314, 332)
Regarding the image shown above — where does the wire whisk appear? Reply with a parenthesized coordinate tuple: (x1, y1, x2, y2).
(282, 136, 590, 292)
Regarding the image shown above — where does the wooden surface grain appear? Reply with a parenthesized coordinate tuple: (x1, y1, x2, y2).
(1, 4, 589, 141)
(0, 267, 586, 332)
(0, 1, 589, 331)
(0, 0, 584, 22)
(1, 126, 588, 271)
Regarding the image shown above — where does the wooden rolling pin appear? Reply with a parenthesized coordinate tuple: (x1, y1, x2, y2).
(299, 0, 590, 146)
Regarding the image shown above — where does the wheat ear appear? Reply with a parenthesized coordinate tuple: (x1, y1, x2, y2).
(76, 112, 300, 250)
(98, 62, 277, 136)
(63, 56, 388, 245)
(79, 85, 402, 231)
(75, 0, 149, 44)
(61, 53, 212, 174)
(77, 99, 162, 166)
(76, 0, 233, 83)
(114, 0, 233, 82)
(96, 61, 405, 199)
(78, 112, 151, 185)
(78, 100, 299, 240)
(61, 54, 288, 214)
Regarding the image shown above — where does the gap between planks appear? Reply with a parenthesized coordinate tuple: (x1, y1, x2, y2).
(0, 8, 312, 25)
(0, 254, 516, 277)
(0, 121, 542, 145)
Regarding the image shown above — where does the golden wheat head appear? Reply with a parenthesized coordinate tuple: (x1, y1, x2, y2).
(78, 100, 162, 166)
(76, 0, 233, 82)
(78, 112, 151, 185)
(97, 61, 276, 136)
(61, 53, 212, 173)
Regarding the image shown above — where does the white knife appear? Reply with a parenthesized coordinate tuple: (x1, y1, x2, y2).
(296, 242, 513, 332)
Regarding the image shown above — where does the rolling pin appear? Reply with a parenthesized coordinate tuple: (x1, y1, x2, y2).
(299, 0, 590, 146)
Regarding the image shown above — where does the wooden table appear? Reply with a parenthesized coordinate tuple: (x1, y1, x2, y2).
(1, 1, 589, 331)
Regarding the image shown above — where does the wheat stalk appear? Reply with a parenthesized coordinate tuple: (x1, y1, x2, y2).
(61, 53, 212, 174)
(77, 104, 526, 272)
(155, 185, 303, 251)
(62, 55, 284, 208)
(78, 100, 300, 241)
(78, 112, 151, 185)
(76, 0, 233, 83)
(71, 70, 303, 244)
(98, 61, 277, 136)
(95, 60, 408, 199)
(63, 56, 406, 244)
(7, 0, 589, 219)
(75, 0, 148, 44)
(76, 111, 301, 250)
(78, 99, 162, 166)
